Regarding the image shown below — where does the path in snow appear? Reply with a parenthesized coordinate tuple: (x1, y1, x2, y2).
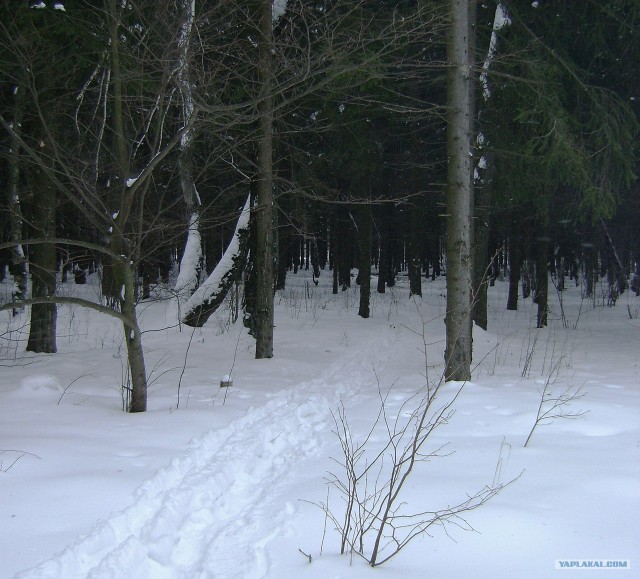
(16, 331, 393, 579)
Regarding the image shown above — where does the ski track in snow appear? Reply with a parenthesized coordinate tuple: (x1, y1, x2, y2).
(16, 333, 392, 579)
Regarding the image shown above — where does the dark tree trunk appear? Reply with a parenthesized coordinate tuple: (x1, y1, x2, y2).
(534, 231, 549, 328)
(472, 156, 494, 330)
(384, 207, 397, 289)
(358, 203, 372, 318)
(376, 209, 389, 294)
(331, 211, 339, 295)
(408, 200, 422, 297)
(507, 216, 521, 311)
(337, 211, 351, 290)
(253, 0, 275, 359)
(275, 221, 290, 291)
(27, 169, 57, 354)
(8, 78, 28, 313)
(310, 235, 321, 280)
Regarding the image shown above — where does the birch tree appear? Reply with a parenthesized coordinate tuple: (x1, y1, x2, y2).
(472, 2, 510, 330)
(174, 0, 203, 299)
(181, 197, 251, 327)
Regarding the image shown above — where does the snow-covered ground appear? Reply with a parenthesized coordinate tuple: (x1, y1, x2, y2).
(1, 271, 638, 578)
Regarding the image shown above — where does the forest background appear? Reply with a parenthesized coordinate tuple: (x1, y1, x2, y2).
(0, 0, 638, 405)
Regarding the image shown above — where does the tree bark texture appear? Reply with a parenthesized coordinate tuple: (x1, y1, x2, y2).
(26, 167, 57, 354)
(445, 0, 475, 381)
(175, 0, 203, 299)
(254, 0, 275, 359)
(107, 0, 148, 411)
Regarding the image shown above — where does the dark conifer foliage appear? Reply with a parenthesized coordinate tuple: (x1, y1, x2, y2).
(1, 1, 638, 406)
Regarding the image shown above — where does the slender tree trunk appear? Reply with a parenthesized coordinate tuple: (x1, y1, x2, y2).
(358, 203, 372, 318)
(477, 2, 509, 320)
(114, 246, 147, 412)
(254, 0, 275, 359)
(445, 0, 475, 381)
(8, 79, 28, 314)
(26, 167, 57, 354)
(472, 160, 493, 330)
(385, 207, 397, 289)
(534, 231, 549, 328)
(408, 199, 422, 297)
(507, 214, 521, 311)
(275, 222, 289, 291)
(377, 210, 388, 294)
(107, 0, 147, 411)
(175, 0, 203, 299)
(331, 211, 339, 294)
(338, 211, 351, 290)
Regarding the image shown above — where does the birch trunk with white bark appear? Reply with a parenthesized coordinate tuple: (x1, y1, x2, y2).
(181, 197, 251, 327)
(174, 0, 203, 299)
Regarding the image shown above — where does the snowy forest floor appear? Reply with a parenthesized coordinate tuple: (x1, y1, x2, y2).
(1, 271, 639, 578)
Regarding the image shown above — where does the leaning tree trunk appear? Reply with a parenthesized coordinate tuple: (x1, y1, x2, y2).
(181, 197, 251, 327)
(444, 0, 475, 381)
(26, 165, 57, 354)
(253, 0, 275, 359)
(174, 0, 203, 299)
